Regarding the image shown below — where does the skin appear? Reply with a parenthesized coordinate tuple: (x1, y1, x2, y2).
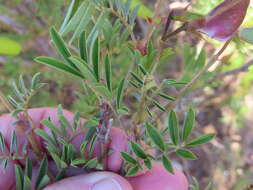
(0, 107, 188, 190)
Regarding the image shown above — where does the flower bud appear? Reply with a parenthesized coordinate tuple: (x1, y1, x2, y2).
(135, 40, 147, 56)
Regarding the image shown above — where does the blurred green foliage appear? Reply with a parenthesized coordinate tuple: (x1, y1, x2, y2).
(0, 37, 21, 55)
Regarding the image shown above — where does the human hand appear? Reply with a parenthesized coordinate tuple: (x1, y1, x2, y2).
(0, 107, 188, 190)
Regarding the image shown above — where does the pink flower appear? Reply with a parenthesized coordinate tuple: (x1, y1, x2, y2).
(189, 0, 250, 41)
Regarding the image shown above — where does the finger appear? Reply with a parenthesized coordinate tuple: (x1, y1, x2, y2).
(0, 113, 20, 190)
(128, 163, 188, 190)
(0, 160, 15, 190)
(43, 171, 133, 190)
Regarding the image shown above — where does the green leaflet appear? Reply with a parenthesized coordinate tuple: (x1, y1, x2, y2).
(126, 165, 139, 177)
(121, 152, 138, 165)
(117, 78, 125, 109)
(50, 27, 76, 69)
(35, 56, 84, 79)
(168, 110, 179, 145)
(182, 108, 195, 142)
(145, 123, 165, 151)
(105, 54, 112, 91)
(162, 154, 174, 174)
(176, 148, 197, 160)
(186, 134, 216, 147)
(130, 141, 147, 159)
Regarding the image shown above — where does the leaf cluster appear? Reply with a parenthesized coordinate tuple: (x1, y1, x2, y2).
(12, 104, 107, 189)
(35, 105, 103, 174)
(8, 73, 46, 115)
(121, 109, 215, 175)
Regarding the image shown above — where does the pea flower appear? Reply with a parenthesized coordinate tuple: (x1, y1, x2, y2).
(188, 0, 250, 41)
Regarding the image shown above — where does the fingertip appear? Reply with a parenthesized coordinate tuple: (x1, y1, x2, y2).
(128, 163, 188, 190)
(43, 172, 133, 190)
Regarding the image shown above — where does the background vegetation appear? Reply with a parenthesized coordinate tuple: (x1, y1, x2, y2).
(0, 0, 253, 189)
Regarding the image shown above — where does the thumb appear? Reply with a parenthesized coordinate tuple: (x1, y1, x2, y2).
(43, 172, 133, 190)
